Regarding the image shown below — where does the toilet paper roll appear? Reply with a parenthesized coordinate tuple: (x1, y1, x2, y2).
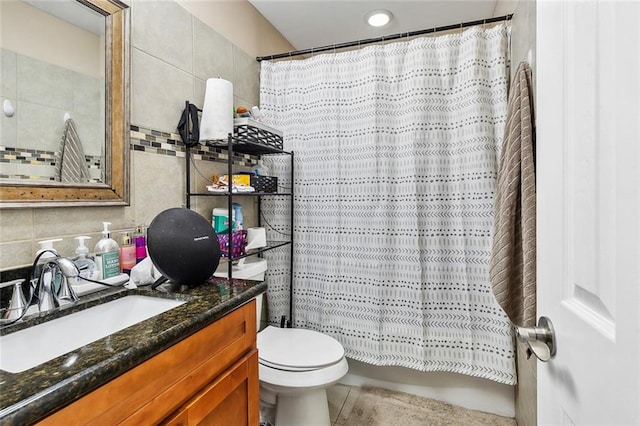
(245, 227, 267, 250)
(199, 78, 233, 142)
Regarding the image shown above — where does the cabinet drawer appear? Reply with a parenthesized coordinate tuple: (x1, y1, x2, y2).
(37, 300, 256, 426)
(162, 350, 259, 426)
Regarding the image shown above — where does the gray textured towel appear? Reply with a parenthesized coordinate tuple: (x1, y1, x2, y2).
(490, 62, 536, 327)
(55, 118, 90, 183)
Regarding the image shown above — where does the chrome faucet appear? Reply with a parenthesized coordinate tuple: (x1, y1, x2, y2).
(0, 257, 80, 325)
(33, 257, 79, 313)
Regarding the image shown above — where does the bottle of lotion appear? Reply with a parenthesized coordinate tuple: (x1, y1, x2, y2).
(120, 231, 136, 274)
(94, 222, 120, 280)
(133, 225, 147, 264)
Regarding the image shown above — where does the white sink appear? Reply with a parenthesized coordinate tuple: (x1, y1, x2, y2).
(0, 295, 186, 373)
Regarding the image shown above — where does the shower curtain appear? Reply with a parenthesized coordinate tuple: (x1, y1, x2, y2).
(260, 24, 516, 385)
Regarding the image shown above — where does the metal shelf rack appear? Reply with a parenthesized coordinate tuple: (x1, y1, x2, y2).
(183, 102, 294, 325)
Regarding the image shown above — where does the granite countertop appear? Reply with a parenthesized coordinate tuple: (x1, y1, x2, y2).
(0, 277, 267, 425)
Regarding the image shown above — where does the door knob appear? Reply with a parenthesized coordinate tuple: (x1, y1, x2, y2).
(514, 316, 556, 362)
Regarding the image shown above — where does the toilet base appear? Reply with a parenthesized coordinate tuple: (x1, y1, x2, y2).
(274, 388, 330, 426)
(260, 399, 277, 426)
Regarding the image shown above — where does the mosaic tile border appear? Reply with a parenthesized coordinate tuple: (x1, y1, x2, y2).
(0, 147, 102, 181)
(0, 123, 257, 180)
(129, 125, 259, 167)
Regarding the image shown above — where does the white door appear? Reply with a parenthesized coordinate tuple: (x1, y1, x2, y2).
(536, 0, 640, 425)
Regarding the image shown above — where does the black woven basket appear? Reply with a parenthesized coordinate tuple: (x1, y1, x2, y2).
(251, 175, 278, 193)
(234, 121, 283, 151)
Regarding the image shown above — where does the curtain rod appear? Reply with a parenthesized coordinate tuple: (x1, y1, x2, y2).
(256, 14, 512, 62)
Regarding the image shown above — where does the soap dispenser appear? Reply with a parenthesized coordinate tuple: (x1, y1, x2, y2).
(94, 222, 120, 280)
(34, 238, 62, 279)
(73, 236, 98, 283)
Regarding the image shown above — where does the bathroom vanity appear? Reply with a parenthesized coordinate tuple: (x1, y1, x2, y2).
(0, 279, 265, 425)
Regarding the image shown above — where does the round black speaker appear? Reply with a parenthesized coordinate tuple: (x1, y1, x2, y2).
(147, 208, 220, 286)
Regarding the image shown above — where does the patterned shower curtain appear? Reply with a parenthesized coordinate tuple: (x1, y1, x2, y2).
(259, 24, 516, 385)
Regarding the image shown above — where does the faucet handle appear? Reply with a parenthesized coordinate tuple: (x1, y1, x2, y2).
(1, 279, 27, 320)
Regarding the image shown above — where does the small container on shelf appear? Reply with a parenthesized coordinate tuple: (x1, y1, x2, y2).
(217, 230, 247, 258)
(250, 175, 278, 193)
(233, 117, 283, 151)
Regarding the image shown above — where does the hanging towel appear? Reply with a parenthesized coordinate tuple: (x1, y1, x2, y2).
(55, 118, 90, 183)
(490, 62, 536, 327)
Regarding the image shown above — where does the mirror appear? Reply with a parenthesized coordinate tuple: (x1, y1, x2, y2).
(0, 0, 130, 207)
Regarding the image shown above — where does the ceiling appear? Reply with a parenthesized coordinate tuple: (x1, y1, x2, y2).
(249, 0, 511, 52)
(24, 0, 104, 35)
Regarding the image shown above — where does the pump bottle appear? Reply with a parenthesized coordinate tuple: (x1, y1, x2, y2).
(34, 238, 62, 284)
(72, 236, 98, 283)
(94, 222, 120, 280)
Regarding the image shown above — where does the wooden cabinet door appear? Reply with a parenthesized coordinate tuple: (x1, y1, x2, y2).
(163, 349, 259, 426)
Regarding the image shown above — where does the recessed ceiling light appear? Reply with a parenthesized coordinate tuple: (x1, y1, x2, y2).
(366, 9, 393, 28)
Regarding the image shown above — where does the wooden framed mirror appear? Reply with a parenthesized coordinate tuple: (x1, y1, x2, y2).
(0, 0, 130, 208)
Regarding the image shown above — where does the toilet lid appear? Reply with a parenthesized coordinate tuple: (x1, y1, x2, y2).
(258, 326, 344, 370)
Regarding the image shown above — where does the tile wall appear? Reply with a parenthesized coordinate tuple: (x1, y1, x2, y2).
(0, 0, 268, 271)
(0, 49, 103, 181)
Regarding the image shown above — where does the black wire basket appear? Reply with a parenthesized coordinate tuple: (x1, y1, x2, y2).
(250, 175, 278, 193)
(233, 118, 283, 151)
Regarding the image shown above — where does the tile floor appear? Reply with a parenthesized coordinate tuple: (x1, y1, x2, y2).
(327, 383, 361, 425)
(325, 384, 515, 426)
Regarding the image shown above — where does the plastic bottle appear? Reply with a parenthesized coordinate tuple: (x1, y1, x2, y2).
(34, 239, 61, 286)
(120, 231, 136, 274)
(36, 238, 62, 263)
(212, 208, 234, 233)
(94, 222, 120, 280)
(72, 236, 98, 283)
(232, 203, 243, 231)
(253, 159, 270, 177)
(133, 225, 147, 264)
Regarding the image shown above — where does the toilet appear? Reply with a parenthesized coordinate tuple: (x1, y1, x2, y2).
(254, 294, 349, 426)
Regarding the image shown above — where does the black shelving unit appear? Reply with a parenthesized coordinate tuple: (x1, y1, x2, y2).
(184, 102, 294, 326)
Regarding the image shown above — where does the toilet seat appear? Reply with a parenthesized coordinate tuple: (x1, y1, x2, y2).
(259, 356, 349, 390)
(258, 326, 344, 371)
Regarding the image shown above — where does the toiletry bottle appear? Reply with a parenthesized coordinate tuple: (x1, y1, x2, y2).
(35, 238, 63, 293)
(73, 236, 98, 284)
(133, 225, 147, 264)
(36, 238, 62, 264)
(253, 159, 270, 176)
(232, 203, 243, 231)
(35, 238, 62, 279)
(94, 222, 120, 280)
(120, 231, 136, 274)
